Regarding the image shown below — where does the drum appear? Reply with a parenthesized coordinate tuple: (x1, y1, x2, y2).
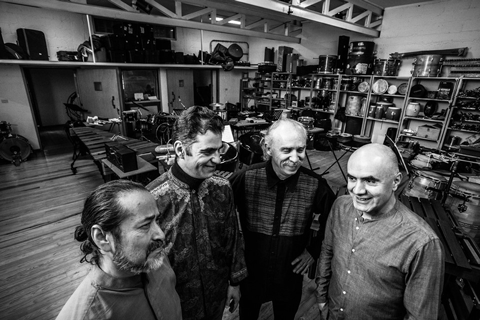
(404, 170, 447, 200)
(317, 55, 337, 74)
(0, 134, 33, 166)
(238, 131, 265, 165)
(372, 58, 402, 76)
(411, 54, 444, 77)
(346, 95, 362, 116)
(298, 116, 315, 129)
(445, 181, 480, 247)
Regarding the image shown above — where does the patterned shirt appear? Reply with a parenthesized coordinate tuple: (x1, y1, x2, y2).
(56, 254, 182, 320)
(316, 195, 444, 320)
(229, 160, 335, 301)
(147, 165, 247, 320)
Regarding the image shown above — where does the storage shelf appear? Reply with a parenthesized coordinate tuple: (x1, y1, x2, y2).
(398, 134, 438, 142)
(371, 93, 406, 98)
(339, 90, 368, 95)
(402, 116, 445, 123)
(447, 127, 479, 134)
(366, 117, 399, 124)
(0, 59, 258, 70)
(407, 97, 452, 103)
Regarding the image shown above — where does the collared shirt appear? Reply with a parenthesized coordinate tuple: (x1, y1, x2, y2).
(56, 255, 182, 320)
(229, 160, 335, 301)
(316, 195, 444, 320)
(147, 165, 247, 320)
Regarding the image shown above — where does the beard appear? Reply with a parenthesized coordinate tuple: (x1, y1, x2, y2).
(112, 240, 166, 275)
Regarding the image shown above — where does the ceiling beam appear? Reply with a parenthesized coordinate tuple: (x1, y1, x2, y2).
(107, 0, 136, 12)
(235, 0, 380, 37)
(145, 0, 178, 18)
(2, 0, 301, 43)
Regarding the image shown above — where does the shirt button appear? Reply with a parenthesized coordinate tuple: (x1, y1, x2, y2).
(356, 227, 359, 230)
(347, 270, 351, 274)
(352, 249, 355, 253)
(355, 218, 357, 221)
(342, 291, 346, 295)
(340, 308, 344, 312)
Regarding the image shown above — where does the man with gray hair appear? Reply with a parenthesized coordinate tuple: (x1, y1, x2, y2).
(230, 118, 335, 320)
(316, 143, 444, 320)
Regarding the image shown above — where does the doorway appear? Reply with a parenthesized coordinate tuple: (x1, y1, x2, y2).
(23, 68, 77, 154)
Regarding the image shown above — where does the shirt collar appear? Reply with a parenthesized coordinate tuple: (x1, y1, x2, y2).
(265, 159, 301, 190)
(90, 265, 143, 290)
(171, 160, 205, 189)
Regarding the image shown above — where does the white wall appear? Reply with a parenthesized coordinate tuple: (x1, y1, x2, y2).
(0, 2, 89, 61)
(374, 0, 480, 77)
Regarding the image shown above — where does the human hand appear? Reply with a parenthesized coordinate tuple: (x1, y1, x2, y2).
(226, 285, 241, 313)
(291, 249, 314, 274)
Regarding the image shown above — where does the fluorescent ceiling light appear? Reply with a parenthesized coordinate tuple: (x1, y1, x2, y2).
(211, 17, 242, 25)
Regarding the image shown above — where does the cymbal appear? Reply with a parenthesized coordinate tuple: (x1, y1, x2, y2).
(209, 103, 225, 108)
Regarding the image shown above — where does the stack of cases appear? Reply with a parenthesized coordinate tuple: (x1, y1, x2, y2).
(105, 23, 173, 64)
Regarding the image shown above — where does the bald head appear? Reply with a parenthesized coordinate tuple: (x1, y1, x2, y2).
(349, 143, 399, 177)
(347, 143, 402, 217)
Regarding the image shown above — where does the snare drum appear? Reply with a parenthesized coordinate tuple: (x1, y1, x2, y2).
(404, 170, 447, 200)
(445, 181, 480, 247)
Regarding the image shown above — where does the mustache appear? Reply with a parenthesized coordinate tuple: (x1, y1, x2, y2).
(147, 240, 165, 255)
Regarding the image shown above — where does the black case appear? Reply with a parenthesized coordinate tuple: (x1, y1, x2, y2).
(105, 142, 138, 172)
(16, 28, 49, 60)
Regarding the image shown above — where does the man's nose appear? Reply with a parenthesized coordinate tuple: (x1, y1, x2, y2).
(211, 152, 221, 164)
(351, 180, 365, 194)
(152, 221, 165, 242)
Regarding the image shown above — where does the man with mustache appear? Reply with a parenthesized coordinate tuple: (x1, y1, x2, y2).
(229, 118, 335, 320)
(56, 180, 181, 320)
(316, 143, 444, 320)
(147, 105, 247, 320)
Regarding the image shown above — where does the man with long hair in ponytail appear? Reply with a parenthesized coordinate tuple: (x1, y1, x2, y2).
(56, 180, 182, 320)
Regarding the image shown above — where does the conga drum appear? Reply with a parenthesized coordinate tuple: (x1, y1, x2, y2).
(445, 181, 480, 247)
(404, 170, 447, 200)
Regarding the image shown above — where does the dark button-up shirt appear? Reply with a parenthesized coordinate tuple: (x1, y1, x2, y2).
(147, 166, 247, 320)
(230, 160, 335, 301)
(56, 255, 182, 320)
(316, 195, 444, 320)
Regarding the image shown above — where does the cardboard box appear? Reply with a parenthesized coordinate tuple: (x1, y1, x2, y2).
(417, 124, 441, 140)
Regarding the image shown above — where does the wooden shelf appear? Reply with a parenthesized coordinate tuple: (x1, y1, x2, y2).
(0, 59, 258, 70)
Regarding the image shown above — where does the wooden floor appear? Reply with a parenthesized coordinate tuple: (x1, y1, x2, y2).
(0, 128, 351, 320)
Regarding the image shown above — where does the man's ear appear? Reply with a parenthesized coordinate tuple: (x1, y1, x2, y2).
(264, 142, 272, 157)
(91, 225, 114, 253)
(392, 172, 402, 192)
(174, 140, 184, 159)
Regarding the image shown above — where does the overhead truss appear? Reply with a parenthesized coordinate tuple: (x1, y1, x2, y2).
(235, 0, 383, 37)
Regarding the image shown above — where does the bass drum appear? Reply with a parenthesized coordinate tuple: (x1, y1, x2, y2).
(404, 170, 447, 200)
(445, 181, 480, 247)
(0, 134, 33, 166)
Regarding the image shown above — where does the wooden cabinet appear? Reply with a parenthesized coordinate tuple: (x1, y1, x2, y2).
(444, 77, 480, 151)
(396, 76, 459, 149)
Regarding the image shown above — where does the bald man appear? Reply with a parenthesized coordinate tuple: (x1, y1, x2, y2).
(315, 143, 444, 320)
(230, 119, 335, 320)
